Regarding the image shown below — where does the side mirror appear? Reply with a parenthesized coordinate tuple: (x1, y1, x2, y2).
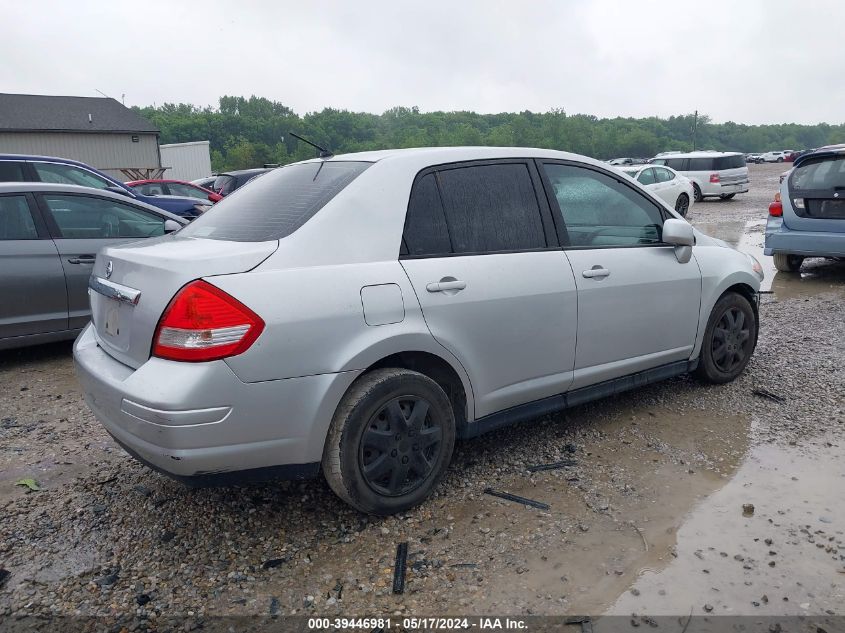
(208, 192, 223, 203)
(663, 218, 695, 263)
(164, 219, 181, 234)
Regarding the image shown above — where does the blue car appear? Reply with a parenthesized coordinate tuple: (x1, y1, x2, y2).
(765, 146, 845, 271)
(0, 154, 211, 219)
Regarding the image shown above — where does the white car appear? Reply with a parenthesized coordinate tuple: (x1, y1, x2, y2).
(619, 164, 695, 216)
(761, 151, 789, 163)
(650, 151, 750, 202)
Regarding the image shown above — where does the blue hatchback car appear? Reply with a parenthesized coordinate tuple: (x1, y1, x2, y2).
(765, 146, 845, 271)
(0, 154, 211, 219)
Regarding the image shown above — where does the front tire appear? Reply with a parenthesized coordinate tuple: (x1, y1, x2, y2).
(693, 183, 703, 203)
(322, 368, 456, 515)
(695, 293, 757, 384)
(675, 193, 690, 217)
(773, 253, 804, 272)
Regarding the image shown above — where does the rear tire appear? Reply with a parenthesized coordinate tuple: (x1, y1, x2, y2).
(719, 193, 736, 200)
(675, 193, 690, 217)
(695, 292, 757, 384)
(773, 253, 804, 272)
(693, 183, 703, 202)
(777, 157, 784, 163)
(322, 368, 456, 515)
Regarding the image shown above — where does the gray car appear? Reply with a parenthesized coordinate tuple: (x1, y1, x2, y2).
(73, 147, 763, 515)
(0, 183, 186, 350)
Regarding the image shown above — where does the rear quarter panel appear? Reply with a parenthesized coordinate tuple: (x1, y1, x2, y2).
(212, 261, 475, 412)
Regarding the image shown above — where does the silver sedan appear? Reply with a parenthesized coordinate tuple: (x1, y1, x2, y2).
(73, 147, 763, 514)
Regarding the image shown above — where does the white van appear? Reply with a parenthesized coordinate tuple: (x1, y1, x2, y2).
(651, 151, 749, 201)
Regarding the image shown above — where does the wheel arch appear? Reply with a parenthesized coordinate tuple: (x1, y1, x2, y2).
(691, 274, 760, 360)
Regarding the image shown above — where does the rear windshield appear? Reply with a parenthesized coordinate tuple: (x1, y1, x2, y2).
(789, 155, 845, 191)
(180, 161, 371, 242)
(714, 155, 746, 170)
(212, 174, 237, 195)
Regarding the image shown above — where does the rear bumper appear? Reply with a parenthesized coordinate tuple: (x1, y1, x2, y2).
(73, 323, 360, 483)
(701, 181, 749, 196)
(764, 217, 845, 256)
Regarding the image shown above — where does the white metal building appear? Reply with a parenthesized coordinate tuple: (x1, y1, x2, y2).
(0, 93, 161, 181)
(159, 141, 212, 181)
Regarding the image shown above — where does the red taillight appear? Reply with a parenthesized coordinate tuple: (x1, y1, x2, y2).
(152, 280, 264, 362)
(768, 200, 783, 217)
(709, 173, 720, 183)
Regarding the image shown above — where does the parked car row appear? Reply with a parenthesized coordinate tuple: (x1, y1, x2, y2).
(650, 151, 750, 202)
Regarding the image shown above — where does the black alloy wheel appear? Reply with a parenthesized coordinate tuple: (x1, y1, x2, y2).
(359, 396, 443, 497)
(710, 306, 752, 374)
(675, 193, 690, 216)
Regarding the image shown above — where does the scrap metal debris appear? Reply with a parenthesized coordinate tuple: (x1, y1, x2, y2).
(392, 542, 408, 594)
(752, 388, 786, 403)
(484, 488, 550, 510)
(526, 459, 577, 472)
(565, 616, 593, 633)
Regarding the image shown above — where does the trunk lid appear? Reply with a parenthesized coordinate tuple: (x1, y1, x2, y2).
(88, 234, 278, 368)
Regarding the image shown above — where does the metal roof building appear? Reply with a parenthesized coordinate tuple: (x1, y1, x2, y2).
(0, 93, 161, 181)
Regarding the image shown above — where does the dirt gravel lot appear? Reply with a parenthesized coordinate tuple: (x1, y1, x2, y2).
(1, 162, 844, 625)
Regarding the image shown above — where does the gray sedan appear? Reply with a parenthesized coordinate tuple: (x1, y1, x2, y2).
(0, 183, 186, 350)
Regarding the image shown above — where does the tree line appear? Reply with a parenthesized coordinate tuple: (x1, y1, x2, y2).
(134, 96, 845, 172)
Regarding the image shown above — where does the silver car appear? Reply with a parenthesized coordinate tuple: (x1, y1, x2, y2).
(0, 183, 186, 350)
(73, 147, 763, 515)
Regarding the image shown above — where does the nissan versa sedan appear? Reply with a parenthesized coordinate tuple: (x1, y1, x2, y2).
(0, 183, 187, 350)
(74, 147, 763, 515)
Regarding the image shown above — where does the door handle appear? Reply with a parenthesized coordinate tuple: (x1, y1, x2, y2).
(426, 279, 467, 293)
(68, 256, 96, 265)
(582, 266, 610, 279)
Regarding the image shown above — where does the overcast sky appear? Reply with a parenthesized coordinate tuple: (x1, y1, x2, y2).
(2, 0, 843, 125)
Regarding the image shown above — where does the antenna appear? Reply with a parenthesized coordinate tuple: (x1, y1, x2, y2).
(288, 132, 333, 158)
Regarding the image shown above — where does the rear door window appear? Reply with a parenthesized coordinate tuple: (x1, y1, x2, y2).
(402, 173, 452, 256)
(167, 183, 207, 199)
(688, 158, 714, 171)
(32, 163, 112, 189)
(180, 161, 371, 242)
(654, 167, 674, 182)
(41, 195, 166, 239)
(542, 163, 664, 247)
(637, 168, 656, 185)
(436, 163, 546, 254)
(665, 158, 690, 171)
(0, 161, 27, 181)
(0, 195, 39, 240)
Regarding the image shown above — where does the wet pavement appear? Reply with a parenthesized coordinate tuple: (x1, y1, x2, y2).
(1, 161, 844, 621)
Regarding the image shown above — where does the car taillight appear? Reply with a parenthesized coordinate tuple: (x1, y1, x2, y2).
(152, 280, 264, 362)
(768, 200, 783, 217)
(709, 173, 720, 183)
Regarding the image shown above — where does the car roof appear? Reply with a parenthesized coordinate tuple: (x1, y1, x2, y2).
(0, 182, 188, 222)
(793, 146, 845, 168)
(0, 153, 98, 168)
(126, 179, 198, 186)
(655, 150, 742, 158)
(293, 146, 612, 172)
(218, 168, 273, 177)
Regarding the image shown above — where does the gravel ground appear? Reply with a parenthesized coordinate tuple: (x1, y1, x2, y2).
(1, 162, 843, 625)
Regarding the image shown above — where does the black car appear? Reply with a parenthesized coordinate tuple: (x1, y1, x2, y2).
(212, 168, 273, 196)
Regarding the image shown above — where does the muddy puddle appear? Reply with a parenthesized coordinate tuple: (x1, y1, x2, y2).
(609, 431, 845, 616)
